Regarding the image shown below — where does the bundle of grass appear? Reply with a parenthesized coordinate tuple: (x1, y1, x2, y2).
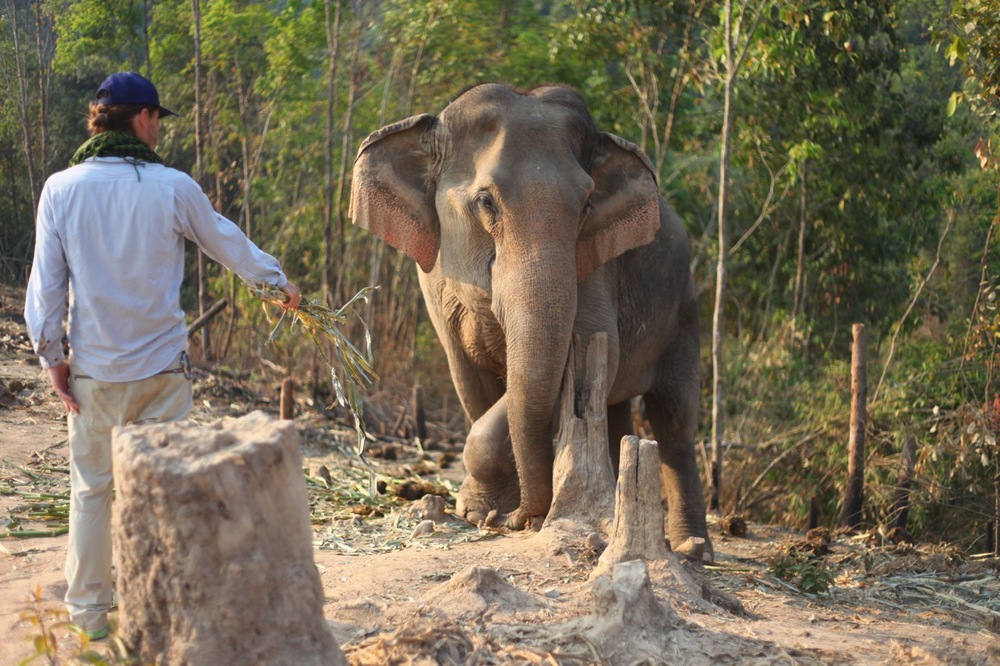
(248, 282, 379, 456)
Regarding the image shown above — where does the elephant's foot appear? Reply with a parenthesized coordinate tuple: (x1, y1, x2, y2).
(480, 507, 545, 531)
(669, 526, 715, 563)
(455, 474, 520, 527)
(672, 535, 714, 564)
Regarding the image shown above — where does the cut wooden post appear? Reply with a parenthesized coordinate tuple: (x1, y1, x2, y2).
(807, 495, 820, 530)
(594, 436, 668, 576)
(889, 436, 917, 532)
(412, 384, 427, 443)
(545, 333, 616, 530)
(840, 323, 867, 529)
(280, 377, 294, 420)
(994, 465, 1000, 556)
(112, 412, 345, 666)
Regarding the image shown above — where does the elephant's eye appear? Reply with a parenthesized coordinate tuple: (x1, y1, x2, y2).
(582, 198, 594, 219)
(475, 191, 499, 217)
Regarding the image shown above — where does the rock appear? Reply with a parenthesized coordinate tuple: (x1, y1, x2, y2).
(411, 519, 435, 538)
(414, 494, 449, 523)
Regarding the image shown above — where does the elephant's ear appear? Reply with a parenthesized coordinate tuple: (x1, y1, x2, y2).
(350, 114, 440, 273)
(577, 132, 661, 282)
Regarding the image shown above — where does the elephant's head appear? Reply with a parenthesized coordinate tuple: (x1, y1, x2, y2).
(350, 84, 661, 526)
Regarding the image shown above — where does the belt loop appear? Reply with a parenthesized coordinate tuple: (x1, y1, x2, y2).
(181, 351, 192, 380)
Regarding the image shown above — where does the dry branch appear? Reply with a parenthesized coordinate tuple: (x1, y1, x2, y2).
(186, 298, 226, 336)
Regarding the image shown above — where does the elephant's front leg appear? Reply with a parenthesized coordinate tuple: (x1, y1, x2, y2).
(455, 395, 521, 525)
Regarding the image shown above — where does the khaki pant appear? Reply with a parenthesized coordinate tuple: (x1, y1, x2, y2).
(65, 353, 192, 634)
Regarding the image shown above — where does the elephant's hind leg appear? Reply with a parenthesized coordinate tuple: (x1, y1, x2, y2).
(606, 400, 633, 477)
(644, 359, 712, 562)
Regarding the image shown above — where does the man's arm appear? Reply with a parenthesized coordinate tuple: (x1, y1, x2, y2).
(175, 176, 298, 301)
(25, 185, 79, 414)
(47, 362, 80, 414)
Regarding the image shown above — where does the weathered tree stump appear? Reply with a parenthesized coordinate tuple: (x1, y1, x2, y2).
(889, 435, 917, 533)
(111, 411, 345, 666)
(594, 436, 669, 577)
(544, 333, 616, 531)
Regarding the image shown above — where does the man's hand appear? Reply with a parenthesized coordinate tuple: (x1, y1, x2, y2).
(48, 362, 80, 414)
(279, 282, 301, 310)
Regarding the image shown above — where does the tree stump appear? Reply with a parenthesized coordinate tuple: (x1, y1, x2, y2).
(594, 436, 668, 577)
(111, 411, 345, 666)
(544, 333, 616, 531)
(889, 435, 917, 533)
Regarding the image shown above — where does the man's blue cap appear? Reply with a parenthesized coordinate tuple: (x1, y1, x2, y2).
(93, 71, 178, 117)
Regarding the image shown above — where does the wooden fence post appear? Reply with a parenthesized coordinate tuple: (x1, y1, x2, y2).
(412, 384, 427, 443)
(840, 323, 867, 529)
(280, 377, 294, 420)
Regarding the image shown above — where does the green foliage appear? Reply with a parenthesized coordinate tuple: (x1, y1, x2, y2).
(52, 0, 152, 77)
(18, 585, 131, 665)
(768, 549, 835, 594)
(940, 0, 1000, 117)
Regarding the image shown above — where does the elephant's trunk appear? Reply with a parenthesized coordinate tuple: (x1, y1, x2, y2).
(493, 246, 577, 520)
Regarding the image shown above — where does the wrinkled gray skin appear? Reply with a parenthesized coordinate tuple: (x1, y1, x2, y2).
(350, 84, 710, 560)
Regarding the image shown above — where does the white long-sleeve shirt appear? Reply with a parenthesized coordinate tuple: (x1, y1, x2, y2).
(25, 157, 289, 382)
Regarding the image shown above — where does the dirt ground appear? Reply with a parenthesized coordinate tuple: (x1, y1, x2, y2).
(2, 284, 999, 665)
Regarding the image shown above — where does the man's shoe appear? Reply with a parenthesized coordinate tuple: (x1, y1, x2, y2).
(85, 626, 108, 641)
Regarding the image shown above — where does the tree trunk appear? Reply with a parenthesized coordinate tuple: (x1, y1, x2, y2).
(112, 413, 345, 665)
(237, 65, 253, 241)
(32, 4, 52, 181)
(7, 1, 39, 212)
(792, 160, 808, 337)
(710, 0, 736, 513)
(332, 8, 363, 304)
(191, 0, 211, 362)
(322, 0, 342, 306)
(840, 323, 867, 529)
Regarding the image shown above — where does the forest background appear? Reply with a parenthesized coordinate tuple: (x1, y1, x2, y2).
(1, 0, 998, 551)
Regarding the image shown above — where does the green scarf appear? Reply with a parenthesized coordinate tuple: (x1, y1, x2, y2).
(69, 131, 163, 167)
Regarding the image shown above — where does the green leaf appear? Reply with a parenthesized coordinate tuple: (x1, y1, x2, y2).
(947, 91, 960, 117)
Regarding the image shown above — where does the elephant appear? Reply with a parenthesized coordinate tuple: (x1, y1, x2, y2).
(349, 83, 711, 560)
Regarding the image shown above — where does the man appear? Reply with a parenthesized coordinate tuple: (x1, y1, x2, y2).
(24, 71, 301, 640)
